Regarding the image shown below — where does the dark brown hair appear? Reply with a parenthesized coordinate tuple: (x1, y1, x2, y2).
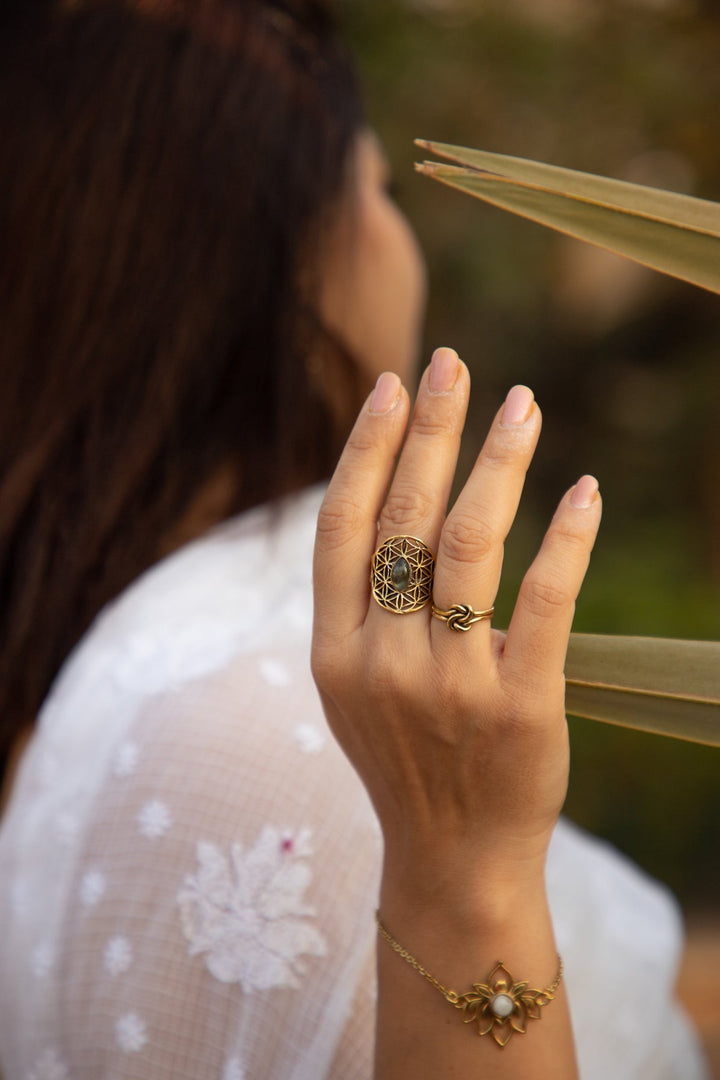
(0, 0, 366, 770)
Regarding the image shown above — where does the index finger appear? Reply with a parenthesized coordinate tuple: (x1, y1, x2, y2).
(313, 372, 410, 642)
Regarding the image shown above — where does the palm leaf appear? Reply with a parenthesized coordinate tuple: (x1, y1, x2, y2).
(565, 634, 720, 746)
(415, 140, 720, 294)
(413, 141, 720, 746)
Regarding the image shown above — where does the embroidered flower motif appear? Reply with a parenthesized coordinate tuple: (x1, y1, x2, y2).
(80, 868, 107, 907)
(293, 723, 326, 755)
(104, 936, 133, 977)
(115, 1012, 148, 1053)
(137, 800, 172, 839)
(221, 1057, 246, 1080)
(177, 827, 327, 992)
(113, 741, 140, 778)
(26, 1047, 70, 1080)
(31, 941, 54, 979)
(258, 657, 291, 687)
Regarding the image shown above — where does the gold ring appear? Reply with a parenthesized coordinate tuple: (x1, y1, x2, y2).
(371, 535, 435, 614)
(431, 603, 494, 632)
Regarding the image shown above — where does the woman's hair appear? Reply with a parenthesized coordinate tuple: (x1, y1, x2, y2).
(0, 0, 366, 769)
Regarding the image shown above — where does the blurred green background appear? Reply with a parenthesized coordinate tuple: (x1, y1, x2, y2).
(340, 0, 720, 911)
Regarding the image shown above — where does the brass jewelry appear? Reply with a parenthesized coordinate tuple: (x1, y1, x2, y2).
(376, 912, 562, 1048)
(371, 535, 435, 614)
(431, 603, 495, 632)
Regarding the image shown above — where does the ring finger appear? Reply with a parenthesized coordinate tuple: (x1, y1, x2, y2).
(431, 384, 541, 639)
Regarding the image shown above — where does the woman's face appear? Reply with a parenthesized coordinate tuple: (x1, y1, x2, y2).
(318, 130, 427, 388)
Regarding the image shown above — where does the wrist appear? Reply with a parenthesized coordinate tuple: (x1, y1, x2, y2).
(380, 837, 551, 936)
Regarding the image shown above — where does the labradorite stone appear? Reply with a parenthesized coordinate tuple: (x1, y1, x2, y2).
(391, 556, 411, 592)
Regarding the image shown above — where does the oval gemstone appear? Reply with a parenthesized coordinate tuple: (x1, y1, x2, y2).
(391, 557, 411, 592)
(490, 994, 515, 1019)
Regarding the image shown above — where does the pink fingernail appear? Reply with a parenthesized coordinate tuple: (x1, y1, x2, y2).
(570, 475, 599, 508)
(370, 372, 402, 414)
(428, 348, 460, 393)
(501, 385, 534, 426)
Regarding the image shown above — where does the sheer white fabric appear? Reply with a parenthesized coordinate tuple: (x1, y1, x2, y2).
(0, 486, 709, 1080)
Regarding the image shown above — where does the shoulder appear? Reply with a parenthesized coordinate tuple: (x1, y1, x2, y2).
(0, 483, 382, 1077)
(51, 484, 327, 709)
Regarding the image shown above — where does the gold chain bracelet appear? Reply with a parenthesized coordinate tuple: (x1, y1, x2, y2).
(376, 911, 563, 1048)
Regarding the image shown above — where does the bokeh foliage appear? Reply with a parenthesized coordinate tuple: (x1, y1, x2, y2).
(341, 0, 720, 908)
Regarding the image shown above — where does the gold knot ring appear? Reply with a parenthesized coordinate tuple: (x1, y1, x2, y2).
(431, 603, 495, 632)
(371, 535, 435, 614)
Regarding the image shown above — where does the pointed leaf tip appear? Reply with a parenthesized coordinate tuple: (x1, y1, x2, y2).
(413, 141, 720, 296)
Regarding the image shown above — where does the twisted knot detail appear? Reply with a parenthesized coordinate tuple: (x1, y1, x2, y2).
(443, 604, 477, 631)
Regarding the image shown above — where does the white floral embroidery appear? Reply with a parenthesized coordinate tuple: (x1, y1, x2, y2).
(31, 941, 54, 979)
(258, 657, 291, 687)
(221, 1057, 246, 1080)
(113, 740, 140, 778)
(293, 723, 326, 755)
(80, 868, 106, 907)
(137, 800, 172, 839)
(26, 1047, 69, 1080)
(104, 935, 133, 976)
(115, 1012, 148, 1053)
(177, 827, 326, 992)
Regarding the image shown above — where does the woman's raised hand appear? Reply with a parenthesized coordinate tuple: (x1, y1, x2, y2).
(312, 348, 598, 1078)
(312, 348, 600, 900)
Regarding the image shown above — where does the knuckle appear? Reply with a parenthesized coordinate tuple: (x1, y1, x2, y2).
(380, 487, 436, 534)
(519, 575, 572, 617)
(310, 647, 332, 691)
(310, 644, 337, 696)
(551, 517, 592, 554)
(410, 406, 455, 440)
(311, 636, 353, 698)
(481, 434, 524, 472)
(441, 513, 496, 566)
(504, 666, 565, 713)
(315, 496, 365, 551)
(345, 425, 379, 457)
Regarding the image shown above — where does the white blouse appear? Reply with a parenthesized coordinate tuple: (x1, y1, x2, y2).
(0, 486, 709, 1079)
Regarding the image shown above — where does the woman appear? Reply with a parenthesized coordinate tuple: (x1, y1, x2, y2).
(0, 0, 708, 1077)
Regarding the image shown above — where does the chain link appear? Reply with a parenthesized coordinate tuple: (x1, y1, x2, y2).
(376, 912, 457, 1002)
(376, 911, 563, 1006)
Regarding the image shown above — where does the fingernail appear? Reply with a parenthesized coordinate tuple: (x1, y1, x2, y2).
(428, 348, 460, 393)
(370, 371, 402, 414)
(570, 475, 599, 508)
(501, 385, 534, 426)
